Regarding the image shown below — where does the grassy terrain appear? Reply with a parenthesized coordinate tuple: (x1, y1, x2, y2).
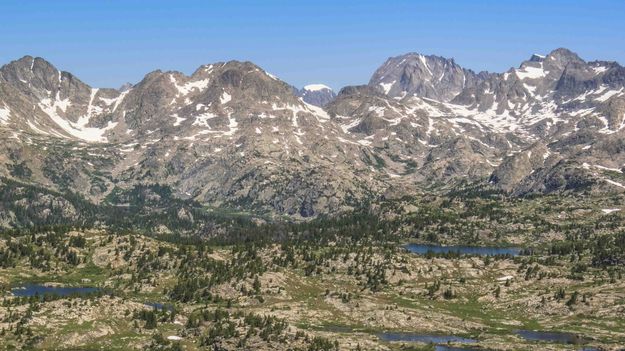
(1, 193, 625, 350)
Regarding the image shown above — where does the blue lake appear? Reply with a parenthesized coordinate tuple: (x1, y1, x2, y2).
(377, 332, 477, 344)
(323, 327, 479, 348)
(435, 346, 479, 351)
(12, 284, 100, 297)
(405, 244, 522, 256)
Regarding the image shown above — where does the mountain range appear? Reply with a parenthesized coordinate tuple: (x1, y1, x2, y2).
(1, 48, 624, 224)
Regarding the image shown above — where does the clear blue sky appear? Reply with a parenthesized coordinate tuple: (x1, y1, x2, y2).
(1, 0, 623, 90)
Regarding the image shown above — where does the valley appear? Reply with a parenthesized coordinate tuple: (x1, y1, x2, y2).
(1, 190, 625, 350)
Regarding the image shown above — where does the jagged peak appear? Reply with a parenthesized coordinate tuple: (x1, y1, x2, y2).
(1, 55, 61, 75)
(374, 52, 466, 76)
(544, 48, 585, 65)
(177, 60, 282, 85)
(0, 55, 93, 103)
(196, 60, 269, 75)
(131, 60, 280, 87)
(369, 51, 484, 101)
(388, 52, 457, 63)
(587, 60, 623, 72)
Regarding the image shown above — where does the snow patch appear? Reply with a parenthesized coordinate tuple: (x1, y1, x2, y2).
(100, 90, 130, 112)
(595, 88, 623, 102)
(515, 64, 547, 80)
(265, 71, 279, 80)
(0, 104, 11, 125)
(171, 114, 187, 126)
(38, 92, 117, 142)
(604, 178, 625, 189)
(592, 66, 609, 74)
(594, 164, 623, 173)
(303, 84, 331, 91)
(220, 91, 232, 104)
(379, 81, 395, 95)
(418, 55, 433, 76)
(170, 74, 210, 97)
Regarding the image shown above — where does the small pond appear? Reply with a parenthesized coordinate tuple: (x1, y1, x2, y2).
(405, 244, 522, 256)
(515, 330, 587, 344)
(435, 346, 480, 351)
(145, 302, 175, 311)
(11, 284, 100, 297)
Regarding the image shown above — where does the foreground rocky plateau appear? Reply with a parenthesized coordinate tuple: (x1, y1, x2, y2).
(1, 191, 625, 350)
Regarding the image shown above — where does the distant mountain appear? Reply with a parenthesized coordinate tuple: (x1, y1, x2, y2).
(296, 84, 336, 106)
(119, 82, 133, 92)
(1, 48, 624, 225)
(335, 48, 625, 194)
(368, 53, 488, 101)
(0, 56, 375, 220)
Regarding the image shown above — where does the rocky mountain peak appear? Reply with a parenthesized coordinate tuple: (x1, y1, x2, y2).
(106, 59, 316, 144)
(119, 82, 133, 92)
(368, 52, 485, 102)
(0, 56, 90, 102)
(546, 48, 584, 65)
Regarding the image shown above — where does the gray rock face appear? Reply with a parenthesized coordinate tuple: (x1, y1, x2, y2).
(1, 48, 625, 220)
(462, 48, 625, 194)
(335, 48, 625, 195)
(368, 53, 488, 101)
(296, 84, 336, 106)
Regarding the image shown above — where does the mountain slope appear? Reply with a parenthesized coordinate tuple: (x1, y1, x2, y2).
(339, 48, 625, 194)
(0, 57, 386, 219)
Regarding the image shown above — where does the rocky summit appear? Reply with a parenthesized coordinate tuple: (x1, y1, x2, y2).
(1, 48, 625, 221)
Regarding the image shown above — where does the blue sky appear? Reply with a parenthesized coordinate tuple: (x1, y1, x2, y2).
(1, 0, 623, 90)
